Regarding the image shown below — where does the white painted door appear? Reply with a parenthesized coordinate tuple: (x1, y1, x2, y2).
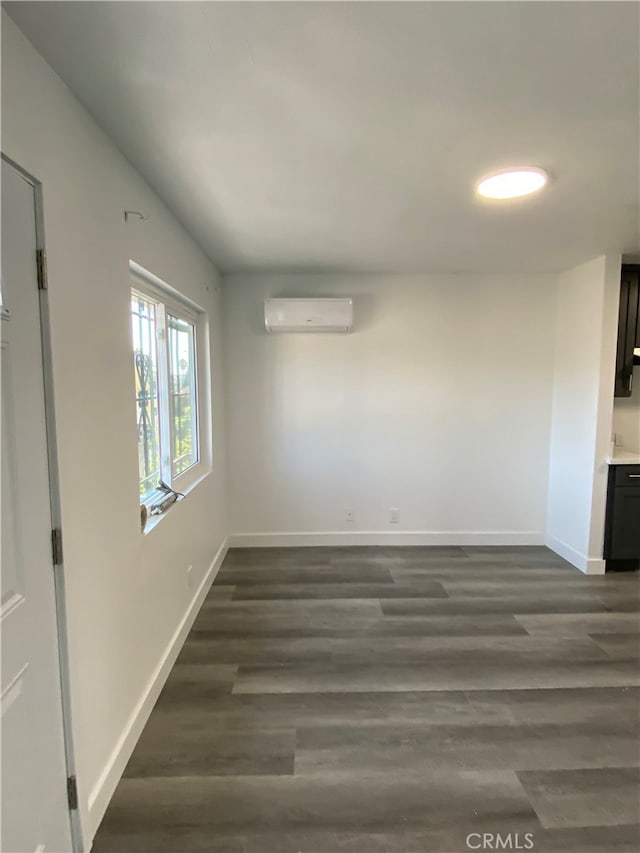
(1, 161, 73, 852)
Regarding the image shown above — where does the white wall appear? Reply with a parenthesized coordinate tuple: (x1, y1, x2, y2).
(223, 273, 558, 546)
(546, 255, 621, 573)
(612, 380, 640, 453)
(2, 14, 228, 845)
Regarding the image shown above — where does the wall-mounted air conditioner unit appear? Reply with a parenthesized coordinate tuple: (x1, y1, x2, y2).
(264, 298, 353, 333)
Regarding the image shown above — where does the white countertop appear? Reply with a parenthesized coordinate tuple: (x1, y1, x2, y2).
(607, 450, 640, 465)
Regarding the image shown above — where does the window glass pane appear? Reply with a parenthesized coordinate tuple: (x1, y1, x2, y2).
(168, 314, 198, 477)
(131, 293, 161, 499)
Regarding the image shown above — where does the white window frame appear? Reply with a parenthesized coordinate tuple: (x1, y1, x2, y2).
(130, 263, 210, 519)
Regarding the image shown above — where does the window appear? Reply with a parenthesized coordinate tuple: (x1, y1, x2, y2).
(167, 314, 198, 478)
(130, 270, 205, 512)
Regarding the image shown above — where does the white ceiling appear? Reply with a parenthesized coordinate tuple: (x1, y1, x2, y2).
(6, 1, 640, 273)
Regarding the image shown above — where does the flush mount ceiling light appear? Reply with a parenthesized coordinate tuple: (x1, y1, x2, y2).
(475, 167, 549, 200)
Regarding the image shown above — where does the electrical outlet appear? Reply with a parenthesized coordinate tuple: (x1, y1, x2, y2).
(186, 565, 194, 590)
(389, 507, 400, 524)
(345, 508, 355, 524)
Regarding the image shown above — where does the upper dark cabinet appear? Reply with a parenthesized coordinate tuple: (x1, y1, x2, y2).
(614, 264, 640, 398)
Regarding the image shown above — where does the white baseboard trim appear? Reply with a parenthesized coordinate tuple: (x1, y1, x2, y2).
(229, 530, 545, 548)
(86, 536, 229, 843)
(545, 535, 606, 575)
(584, 557, 607, 575)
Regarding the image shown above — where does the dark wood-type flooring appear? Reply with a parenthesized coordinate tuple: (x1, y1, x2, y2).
(93, 546, 640, 852)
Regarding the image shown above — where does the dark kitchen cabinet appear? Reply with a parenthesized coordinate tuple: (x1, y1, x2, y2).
(614, 265, 640, 398)
(604, 465, 640, 564)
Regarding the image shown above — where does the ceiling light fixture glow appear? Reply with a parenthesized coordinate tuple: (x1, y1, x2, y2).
(476, 167, 549, 200)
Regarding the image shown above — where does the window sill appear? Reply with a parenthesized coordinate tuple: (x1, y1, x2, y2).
(141, 469, 210, 535)
(143, 510, 169, 535)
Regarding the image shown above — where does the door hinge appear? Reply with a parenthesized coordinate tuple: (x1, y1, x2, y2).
(66, 776, 78, 811)
(36, 249, 48, 290)
(51, 528, 63, 566)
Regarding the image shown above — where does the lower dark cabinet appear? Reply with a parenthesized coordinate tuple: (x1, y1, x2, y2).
(604, 465, 640, 562)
